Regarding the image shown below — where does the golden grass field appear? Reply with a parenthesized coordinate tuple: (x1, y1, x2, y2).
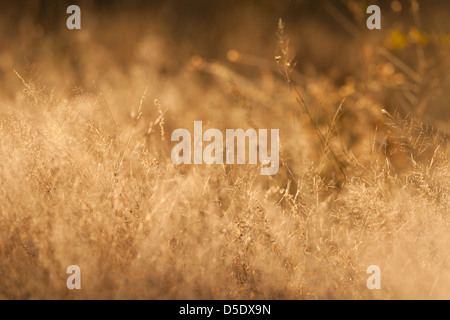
(0, 0, 449, 299)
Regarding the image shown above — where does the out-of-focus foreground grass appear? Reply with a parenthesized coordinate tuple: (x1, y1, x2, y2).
(0, 0, 449, 299)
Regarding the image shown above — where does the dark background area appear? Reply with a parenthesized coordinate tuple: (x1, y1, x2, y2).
(1, 0, 450, 123)
(3, 0, 450, 70)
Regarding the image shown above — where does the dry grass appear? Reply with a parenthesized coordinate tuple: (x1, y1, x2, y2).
(0, 1, 449, 299)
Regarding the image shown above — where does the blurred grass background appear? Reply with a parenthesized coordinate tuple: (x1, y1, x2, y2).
(0, 0, 449, 299)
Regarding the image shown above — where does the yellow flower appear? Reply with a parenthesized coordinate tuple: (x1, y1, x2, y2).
(408, 27, 429, 46)
(386, 29, 408, 50)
